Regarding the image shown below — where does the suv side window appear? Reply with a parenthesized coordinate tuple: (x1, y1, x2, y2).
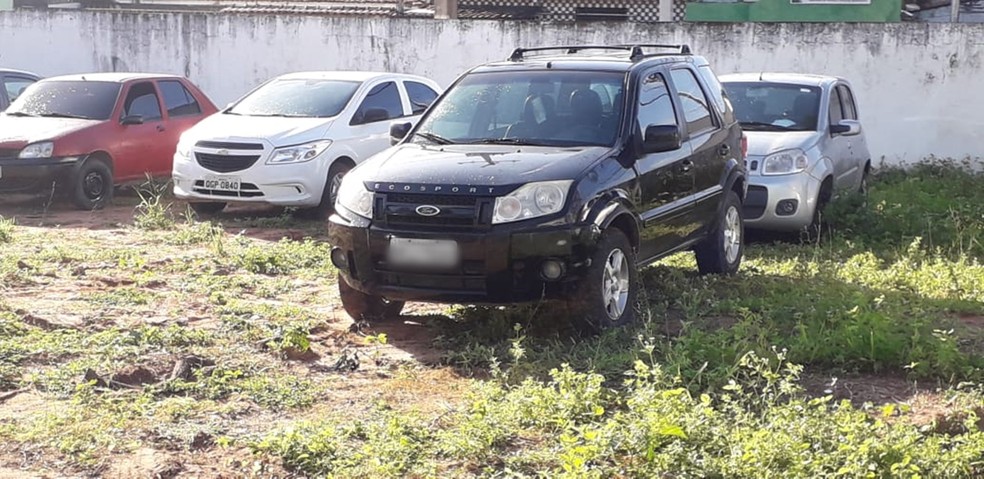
(838, 85, 857, 120)
(405, 81, 439, 115)
(636, 72, 677, 131)
(159, 80, 201, 118)
(670, 69, 715, 135)
(4, 76, 36, 105)
(696, 65, 727, 114)
(123, 82, 163, 122)
(352, 81, 403, 125)
(828, 87, 844, 125)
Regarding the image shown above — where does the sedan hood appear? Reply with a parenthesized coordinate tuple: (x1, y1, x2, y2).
(184, 113, 334, 147)
(745, 131, 822, 157)
(355, 144, 610, 188)
(0, 116, 101, 147)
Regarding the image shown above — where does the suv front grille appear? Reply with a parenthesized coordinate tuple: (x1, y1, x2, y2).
(195, 152, 261, 173)
(378, 192, 492, 229)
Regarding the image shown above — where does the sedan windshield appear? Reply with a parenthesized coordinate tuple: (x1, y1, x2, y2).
(5, 81, 121, 120)
(413, 70, 626, 147)
(722, 82, 821, 132)
(228, 79, 361, 118)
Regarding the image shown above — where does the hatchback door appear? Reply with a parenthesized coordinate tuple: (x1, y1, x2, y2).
(824, 86, 854, 190)
(345, 81, 408, 161)
(633, 69, 695, 262)
(113, 81, 171, 181)
(835, 84, 868, 190)
(156, 79, 207, 176)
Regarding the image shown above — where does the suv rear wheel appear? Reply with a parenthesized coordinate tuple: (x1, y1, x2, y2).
(575, 229, 638, 332)
(338, 274, 405, 321)
(694, 190, 744, 275)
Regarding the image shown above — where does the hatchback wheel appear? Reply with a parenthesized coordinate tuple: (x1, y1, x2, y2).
(575, 229, 638, 332)
(694, 190, 744, 275)
(190, 202, 226, 216)
(70, 158, 113, 210)
(299, 161, 352, 220)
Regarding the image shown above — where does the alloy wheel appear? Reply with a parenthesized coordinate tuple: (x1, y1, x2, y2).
(601, 248, 630, 321)
(723, 205, 741, 264)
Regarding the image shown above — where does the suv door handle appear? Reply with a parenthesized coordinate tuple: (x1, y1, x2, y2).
(718, 144, 731, 157)
(680, 159, 694, 172)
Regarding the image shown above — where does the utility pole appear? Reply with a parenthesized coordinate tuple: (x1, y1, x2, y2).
(951, 0, 960, 22)
(435, 0, 458, 19)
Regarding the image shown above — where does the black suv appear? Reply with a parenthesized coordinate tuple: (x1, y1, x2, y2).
(329, 44, 747, 329)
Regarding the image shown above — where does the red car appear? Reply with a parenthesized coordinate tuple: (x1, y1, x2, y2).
(0, 73, 217, 209)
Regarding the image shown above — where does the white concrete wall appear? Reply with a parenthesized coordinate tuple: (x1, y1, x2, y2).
(1, 11, 983, 164)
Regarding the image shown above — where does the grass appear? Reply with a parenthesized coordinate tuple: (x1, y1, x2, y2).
(0, 158, 980, 477)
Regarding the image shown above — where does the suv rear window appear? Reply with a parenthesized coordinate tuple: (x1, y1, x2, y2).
(414, 70, 626, 147)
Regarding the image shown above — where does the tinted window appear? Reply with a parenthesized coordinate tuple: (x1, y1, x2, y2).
(838, 85, 857, 120)
(413, 70, 625, 147)
(159, 80, 201, 117)
(670, 69, 714, 134)
(352, 82, 404, 125)
(722, 82, 821, 132)
(123, 82, 162, 122)
(228, 79, 360, 118)
(4, 77, 36, 105)
(637, 72, 677, 132)
(405, 81, 439, 115)
(697, 65, 727, 114)
(828, 87, 843, 124)
(5, 80, 121, 120)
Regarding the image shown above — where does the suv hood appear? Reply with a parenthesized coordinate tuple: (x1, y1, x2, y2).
(745, 131, 822, 157)
(0, 116, 101, 147)
(356, 144, 611, 187)
(185, 113, 335, 147)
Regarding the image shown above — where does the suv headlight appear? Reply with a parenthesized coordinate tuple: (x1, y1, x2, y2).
(18, 142, 54, 159)
(493, 180, 573, 224)
(762, 149, 809, 176)
(335, 176, 373, 219)
(267, 140, 332, 165)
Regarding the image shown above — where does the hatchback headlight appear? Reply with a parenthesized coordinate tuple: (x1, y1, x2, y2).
(267, 140, 332, 165)
(762, 149, 809, 176)
(18, 142, 54, 159)
(493, 180, 573, 224)
(175, 136, 193, 159)
(335, 176, 373, 219)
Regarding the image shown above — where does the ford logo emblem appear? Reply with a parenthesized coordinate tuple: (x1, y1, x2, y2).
(415, 205, 441, 217)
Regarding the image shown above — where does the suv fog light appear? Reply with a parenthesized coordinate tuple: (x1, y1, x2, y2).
(330, 248, 349, 270)
(540, 259, 565, 281)
(776, 199, 798, 216)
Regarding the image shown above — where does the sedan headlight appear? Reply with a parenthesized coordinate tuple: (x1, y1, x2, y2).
(267, 140, 332, 165)
(335, 176, 373, 219)
(493, 180, 573, 224)
(762, 149, 809, 176)
(18, 142, 54, 159)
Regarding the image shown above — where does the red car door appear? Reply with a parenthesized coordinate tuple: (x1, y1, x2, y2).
(111, 80, 171, 181)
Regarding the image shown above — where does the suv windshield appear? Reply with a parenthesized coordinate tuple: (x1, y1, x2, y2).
(228, 79, 361, 118)
(6, 81, 121, 120)
(722, 82, 821, 132)
(413, 70, 625, 147)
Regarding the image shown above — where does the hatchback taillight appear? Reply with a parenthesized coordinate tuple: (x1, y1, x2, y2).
(740, 134, 748, 159)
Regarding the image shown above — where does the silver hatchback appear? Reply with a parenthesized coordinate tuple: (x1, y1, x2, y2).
(720, 73, 871, 232)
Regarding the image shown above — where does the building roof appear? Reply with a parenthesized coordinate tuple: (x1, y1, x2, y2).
(43, 72, 183, 83)
(719, 72, 844, 87)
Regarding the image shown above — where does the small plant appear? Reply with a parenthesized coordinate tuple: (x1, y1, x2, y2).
(0, 216, 14, 243)
(133, 176, 175, 231)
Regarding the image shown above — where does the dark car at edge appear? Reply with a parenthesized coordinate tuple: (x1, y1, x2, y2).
(329, 44, 748, 330)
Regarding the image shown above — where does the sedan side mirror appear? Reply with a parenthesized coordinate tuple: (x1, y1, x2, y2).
(121, 115, 144, 126)
(390, 121, 413, 146)
(830, 119, 861, 136)
(643, 124, 682, 154)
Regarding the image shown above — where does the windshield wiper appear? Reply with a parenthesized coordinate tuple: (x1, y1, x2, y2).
(740, 121, 796, 131)
(415, 132, 453, 145)
(37, 112, 92, 120)
(465, 138, 544, 146)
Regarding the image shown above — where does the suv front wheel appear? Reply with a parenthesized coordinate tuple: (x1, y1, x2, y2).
(694, 190, 744, 275)
(575, 229, 638, 332)
(337, 274, 406, 321)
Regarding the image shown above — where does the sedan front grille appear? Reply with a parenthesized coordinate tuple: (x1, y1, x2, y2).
(195, 152, 261, 173)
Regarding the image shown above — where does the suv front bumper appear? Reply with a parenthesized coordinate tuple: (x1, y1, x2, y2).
(328, 213, 601, 303)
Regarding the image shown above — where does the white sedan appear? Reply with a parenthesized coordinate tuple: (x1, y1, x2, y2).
(172, 71, 442, 217)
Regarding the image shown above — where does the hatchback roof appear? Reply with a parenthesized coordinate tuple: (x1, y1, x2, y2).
(0, 68, 41, 79)
(43, 73, 184, 83)
(274, 71, 430, 82)
(719, 72, 844, 87)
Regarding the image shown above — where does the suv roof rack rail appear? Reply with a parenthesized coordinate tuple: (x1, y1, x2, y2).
(509, 44, 691, 62)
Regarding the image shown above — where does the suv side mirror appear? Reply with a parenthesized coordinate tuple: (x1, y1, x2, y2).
(830, 119, 861, 136)
(357, 107, 390, 125)
(121, 115, 144, 126)
(390, 121, 413, 145)
(643, 124, 682, 154)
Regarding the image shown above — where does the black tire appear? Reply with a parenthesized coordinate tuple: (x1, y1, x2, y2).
(337, 274, 405, 321)
(694, 190, 744, 275)
(573, 229, 638, 333)
(804, 180, 833, 242)
(190, 202, 226, 216)
(70, 157, 114, 210)
(299, 161, 353, 220)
